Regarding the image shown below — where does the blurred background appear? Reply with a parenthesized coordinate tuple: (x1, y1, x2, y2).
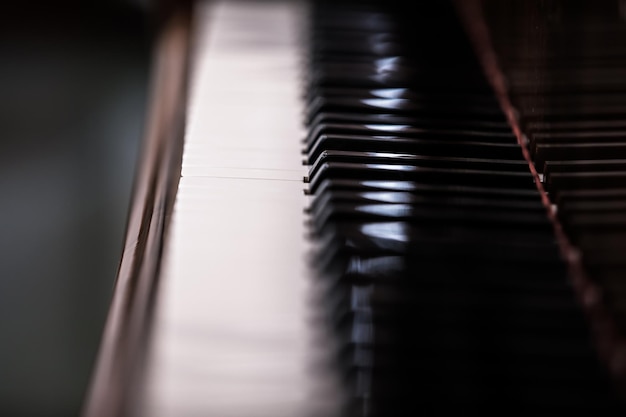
(0, 0, 154, 415)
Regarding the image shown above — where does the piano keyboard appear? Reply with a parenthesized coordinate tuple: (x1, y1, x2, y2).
(84, 0, 626, 416)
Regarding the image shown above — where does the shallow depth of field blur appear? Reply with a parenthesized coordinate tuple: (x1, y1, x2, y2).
(0, 1, 152, 415)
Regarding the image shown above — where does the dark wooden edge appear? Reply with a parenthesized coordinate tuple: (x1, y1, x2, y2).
(455, 0, 626, 402)
(81, 3, 192, 416)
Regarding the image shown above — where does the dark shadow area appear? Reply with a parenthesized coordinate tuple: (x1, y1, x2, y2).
(0, 1, 153, 415)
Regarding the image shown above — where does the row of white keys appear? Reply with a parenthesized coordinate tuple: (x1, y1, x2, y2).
(136, 1, 342, 416)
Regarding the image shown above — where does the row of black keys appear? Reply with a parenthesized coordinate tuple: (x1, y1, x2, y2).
(304, 1, 622, 415)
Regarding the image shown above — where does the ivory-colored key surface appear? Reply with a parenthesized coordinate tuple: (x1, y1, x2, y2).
(135, 1, 342, 416)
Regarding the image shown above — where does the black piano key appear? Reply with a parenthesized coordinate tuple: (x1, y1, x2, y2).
(305, 86, 501, 106)
(310, 202, 552, 234)
(308, 111, 512, 131)
(306, 162, 536, 194)
(306, 96, 506, 124)
(327, 255, 571, 293)
(315, 222, 560, 263)
(305, 122, 518, 145)
(305, 134, 525, 164)
(308, 190, 546, 216)
(308, 150, 529, 179)
(310, 178, 542, 200)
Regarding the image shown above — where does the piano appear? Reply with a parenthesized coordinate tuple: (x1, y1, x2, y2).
(81, 0, 626, 415)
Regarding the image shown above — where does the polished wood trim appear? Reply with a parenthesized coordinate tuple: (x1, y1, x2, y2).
(81, 4, 192, 416)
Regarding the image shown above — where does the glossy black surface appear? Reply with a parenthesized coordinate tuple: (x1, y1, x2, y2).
(305, 0, 623, 415)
